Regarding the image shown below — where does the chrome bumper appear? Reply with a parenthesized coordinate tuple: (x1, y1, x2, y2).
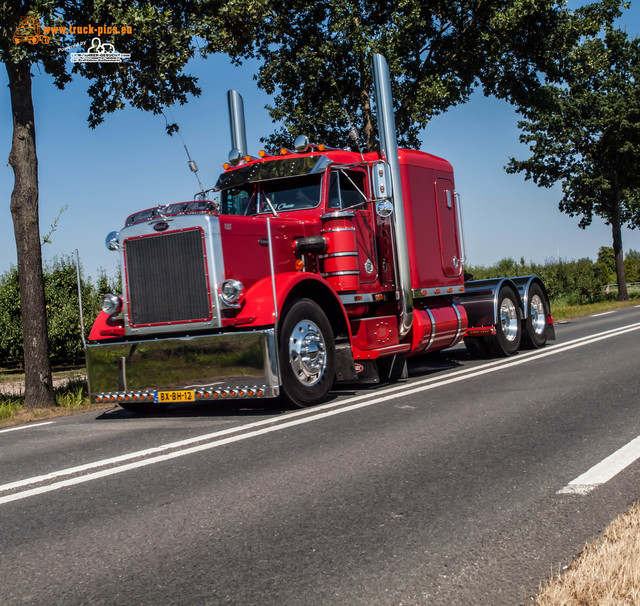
(86, 329, 279, 403)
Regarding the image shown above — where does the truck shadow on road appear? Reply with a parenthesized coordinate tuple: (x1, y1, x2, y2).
(94, 349, 468, 421)
(95, 398, 292, 421)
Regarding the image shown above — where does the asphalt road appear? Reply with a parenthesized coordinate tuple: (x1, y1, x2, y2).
(1, 306, 640, 605)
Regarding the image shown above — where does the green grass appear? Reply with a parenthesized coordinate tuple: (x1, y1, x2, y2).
(54, 378, 87, 408)
(0, 374, 103, 428)
(0, 396, 23, 420)
(550, 295, 640, 321)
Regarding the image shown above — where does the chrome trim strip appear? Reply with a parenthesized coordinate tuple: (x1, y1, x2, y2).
(320, 251, 358, 258)
(339, 293, 387, 304)
(321, 270, 360, 277)
(320, 211, 355, 220)
(425, 308, 436, 351)
(452, 303, 463, 344)
(320, 227, 356, 234)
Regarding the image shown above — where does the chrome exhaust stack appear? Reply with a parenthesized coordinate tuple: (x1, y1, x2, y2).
(227, 89, 249, 159)
(371, 53, 413, 338)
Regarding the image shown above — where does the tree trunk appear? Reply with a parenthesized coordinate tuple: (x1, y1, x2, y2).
(6, 60, 55, 409)
(611, 190, 628, 302)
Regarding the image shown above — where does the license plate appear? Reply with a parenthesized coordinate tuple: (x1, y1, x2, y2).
(154, 390, 195, 403)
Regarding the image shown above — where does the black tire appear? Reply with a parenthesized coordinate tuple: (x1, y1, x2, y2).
(522, 283, 549, 349)
(120, 401, 170, 414)
(487, 285, 522, 357)
(278, 299, 335, 407)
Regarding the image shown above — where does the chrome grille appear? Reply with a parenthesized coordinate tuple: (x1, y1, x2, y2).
(125, 229, 211, 326)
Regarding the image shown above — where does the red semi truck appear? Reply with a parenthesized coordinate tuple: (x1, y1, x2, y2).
(86, 54, 554, 412)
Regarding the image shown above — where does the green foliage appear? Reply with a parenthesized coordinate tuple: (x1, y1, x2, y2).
(597, 246, 616, 277)
(54, 378, 87, 408)
(0, 257, 119, 367)
(0, 267, 24, 367)
(624, 249, 640, 283)
(507, 25, 640, 297)
(213, 0, 624, 151)
(0, 396, 22, 420)
(466, 255, 608, 304)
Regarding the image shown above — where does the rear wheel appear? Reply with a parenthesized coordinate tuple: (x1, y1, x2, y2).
(279, 299, 335, 407)
(523, 283, 549, 349)
(487, 285, 522, 356)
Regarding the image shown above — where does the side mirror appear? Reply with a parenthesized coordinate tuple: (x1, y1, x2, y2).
(371, 162, 392, 200)
(105, 231, 120, 251)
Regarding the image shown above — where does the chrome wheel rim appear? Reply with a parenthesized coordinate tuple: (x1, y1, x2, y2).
(500, 297, 519, 342)
(529, 294, 546, 335)
(288, 320, 327, 386)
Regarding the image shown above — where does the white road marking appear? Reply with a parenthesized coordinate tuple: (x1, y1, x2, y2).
(2, 321, 640, 505)
(0, 421, 55, 434)
(558, 435, 640, 495)
(591, 311, 615, 317)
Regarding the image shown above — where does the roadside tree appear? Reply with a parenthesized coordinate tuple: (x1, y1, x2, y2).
(0, 0, 246, 407)
(507, 27, 640, 301)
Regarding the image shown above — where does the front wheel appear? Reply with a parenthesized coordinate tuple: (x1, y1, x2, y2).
(487, 285, 522, 357)
(278, 299, 335, 408)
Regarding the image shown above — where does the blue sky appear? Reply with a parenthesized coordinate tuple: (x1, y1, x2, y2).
(1, 3, 639, 282)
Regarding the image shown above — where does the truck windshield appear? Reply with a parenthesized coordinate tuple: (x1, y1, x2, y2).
(220, 174, 322, 215)
(261, 174, 322, 212)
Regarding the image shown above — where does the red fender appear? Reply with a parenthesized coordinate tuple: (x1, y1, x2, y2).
(89, 311, 125, 341)
(231, 272, 351, 333)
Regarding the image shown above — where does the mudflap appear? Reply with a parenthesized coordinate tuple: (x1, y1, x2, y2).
(334, 341, 357, 382)
(377, 354, 408, 381)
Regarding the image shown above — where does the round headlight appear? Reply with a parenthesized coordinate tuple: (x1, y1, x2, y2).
(220, 280, 244, 306)
(101, 293, 122, 316)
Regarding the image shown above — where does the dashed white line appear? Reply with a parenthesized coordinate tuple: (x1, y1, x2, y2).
(558, 435, 640, 495)
(591, 311, 615, 317)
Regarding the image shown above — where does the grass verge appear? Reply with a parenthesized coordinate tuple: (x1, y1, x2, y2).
(551, 297, 640, 322)
(0, 376, 111, 428)
(535, 501, 640, 605)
